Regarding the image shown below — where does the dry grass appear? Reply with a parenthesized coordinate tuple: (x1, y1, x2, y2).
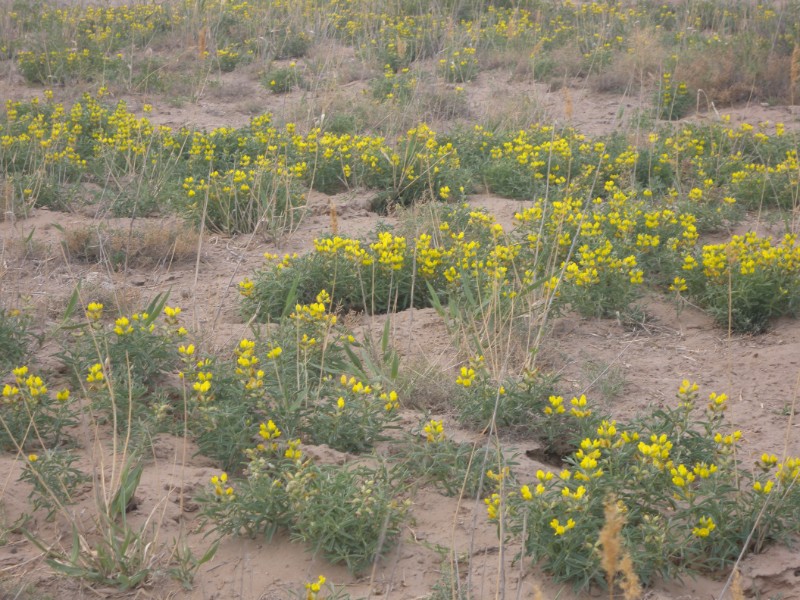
(599, 497, 643, 600)
(675, 43, 791, 106)
(62, 220, 199, 270)
(589, 29, 666, 94)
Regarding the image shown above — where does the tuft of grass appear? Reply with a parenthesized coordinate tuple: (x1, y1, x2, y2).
(62, 221, 199, 270)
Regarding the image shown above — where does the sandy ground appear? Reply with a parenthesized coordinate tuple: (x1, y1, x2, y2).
(1, 48, 800, 600)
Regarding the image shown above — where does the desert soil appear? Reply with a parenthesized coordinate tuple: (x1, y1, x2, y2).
(1, 58, 799, 600)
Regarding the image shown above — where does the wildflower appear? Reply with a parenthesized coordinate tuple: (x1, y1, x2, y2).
(211, 472, 234, 499)
(259, 420, 281, 441)
(707, 392, 728, 414)
(570, 394, 591, 418)
(305, 575, 326, 600)
(753, 480, 773, 494)
(759, 453, 778, 470)
(484, 493, 501, 520)
(86, 302, 104, 321)
(692, 462, 717, 479)
(670, 464, 695, 488)
(25, 375, 47, 397)
(550, 517, 576, 535)
(285, 439, 302, 461)
(520, 485, 533, 501)
(455, 366, 476, 387)
(56, 389, 70, 402)
(164, 305, 182, 326)
(114, 316, 133, 336)
(13, 366, 28, 385)
(561, 485, 587, 500)
(86, 363, 105, 386)
(487, 467, 510, 482)
(381, 390, 399, 411)
(423, 419, 445, 443)
(669, 276, 687, 292)
(28, 454, 38, 462)
(691, 516, 716, 538)
(266, 346, 282, 359)
(714, 430, 741, 447)
(544, 395, 565, 415)
(238, 278, 254, 296)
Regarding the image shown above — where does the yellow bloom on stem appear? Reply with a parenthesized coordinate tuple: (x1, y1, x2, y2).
(753, 480, 773, 494)
(424, 419, 445, 443)
(550, 517, 576, 535)
(692, 516, 716, 538)
(86, 302, 104, 321)
(305, 575, 326, 600)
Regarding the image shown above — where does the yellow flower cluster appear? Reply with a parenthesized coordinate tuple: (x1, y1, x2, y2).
(211, 472, 234, 500)
(291, 290, 337, 325)
(423, 419, 445, 443)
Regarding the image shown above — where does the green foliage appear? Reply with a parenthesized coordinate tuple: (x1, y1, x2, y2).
(200, 437, 410, 574)
(0, 366, 77, 451)
(214, 46, 243, 72)
(0, 308, 36, 374)
(655, 72, 692, 121)
(26, 461, 158, 590)
(19, 449, 89, 520)
(451, 358, 560, 430)
(394, 419, 496, 497)
(58, 298, 184, 431)
(439, 46, 478, 83)
(273, 29, 312, 60)
(370, 65, 418, 103)
(263, 65, 303, 93)
(181, 167, 305, 236)
(496, 382, 800, 588)
(680, 232, 800, 333)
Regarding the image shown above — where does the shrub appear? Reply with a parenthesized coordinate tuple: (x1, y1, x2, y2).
(495, 381, 800, 588)
(679, 232, 800, 333)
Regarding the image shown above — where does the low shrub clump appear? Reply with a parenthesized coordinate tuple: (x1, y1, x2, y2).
(493, 381, 800, 589)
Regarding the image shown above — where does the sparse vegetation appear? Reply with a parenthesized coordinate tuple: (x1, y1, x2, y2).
(2, 0, 800, 598)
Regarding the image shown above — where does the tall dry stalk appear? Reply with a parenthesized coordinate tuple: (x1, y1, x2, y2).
(790, 44, 800, 107)
(562, 87, 574, 122)
(330, 199, 338, 235)
(598, 497, 642, 600)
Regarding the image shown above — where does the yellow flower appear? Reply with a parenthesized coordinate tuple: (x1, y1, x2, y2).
(86, 363, 105, 385)
(86, 302, 104, 321)
(305, 575, 326, 600)
(28, 454, 38, 462)
(692, 516, 716, 538)
(520, 485, 532, 501)
(424, 419, 445, 443)
(114, 316, 133, 336)
(285, 439, 302, 460)
(484, 493, 501, 520)
(550, 517, 576, 535)
(455, 366, 475, 387)
(570, 394, 591, 418)
(544, 395, 565, 415)
(753, 480, 773, 494)
(238, 278, 254, 296)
